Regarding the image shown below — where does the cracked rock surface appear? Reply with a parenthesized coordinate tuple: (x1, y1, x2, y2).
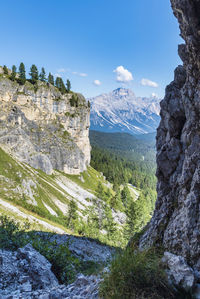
(140, 0, 200, 272)
(0, 244, 102, 299)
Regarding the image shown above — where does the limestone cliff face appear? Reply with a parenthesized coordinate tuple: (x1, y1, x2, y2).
(0, 77, 90, 174)
(140, 0, 200, 269)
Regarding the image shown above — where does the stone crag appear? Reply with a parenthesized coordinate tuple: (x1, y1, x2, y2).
(0, 243, 102, 299)
(140, 0, 200, 274)
(0, 76, 90, 175)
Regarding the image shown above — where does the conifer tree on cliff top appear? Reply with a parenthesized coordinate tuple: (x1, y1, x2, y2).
(3, 65, 8, 75)
(66, 79, 71, 92)
(48, 73, 54, 85)
(10, 65, 17, 81)
(55, 77, 66, 94)
(18, 63, 26, 85)
(39, 67, 46, 82)
(29, 64, 39, 84)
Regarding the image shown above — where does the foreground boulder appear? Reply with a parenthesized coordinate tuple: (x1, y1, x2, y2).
(0, 243, 102, 298)
(162, 252, 196, 292)
(17, 244, 58, 290)
(0, 244, 58, 298)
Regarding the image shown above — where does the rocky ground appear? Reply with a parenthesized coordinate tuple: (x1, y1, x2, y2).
(0, 237, 114, 299)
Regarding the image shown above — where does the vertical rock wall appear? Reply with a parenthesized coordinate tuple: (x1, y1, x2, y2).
(140, 0, 200, 270)
(0, 78, 90, 175)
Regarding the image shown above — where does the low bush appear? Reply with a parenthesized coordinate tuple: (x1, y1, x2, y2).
(0, 216, 103, 285)
(99, 247, 176, 299)
(0, 215, 29, 250)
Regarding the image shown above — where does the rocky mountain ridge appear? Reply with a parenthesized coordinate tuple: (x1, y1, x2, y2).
(140, 0, 200, 287)
(0, 74, 90, 175)
(89, 88, 161, 135)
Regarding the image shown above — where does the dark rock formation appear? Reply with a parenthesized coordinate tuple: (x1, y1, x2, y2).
(140, 0, 200, 273)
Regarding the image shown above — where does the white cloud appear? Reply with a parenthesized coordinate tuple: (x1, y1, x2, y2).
(72, 71, 88, 77)
(141, 78, 158, 88)
(93, 79, 101, 86)
(79, 73, 87, 77)
(57, 68, 66, 73)
(55, 73, 61, 78)
(151, 92, 158, 98)
(113, 66, 133, 83)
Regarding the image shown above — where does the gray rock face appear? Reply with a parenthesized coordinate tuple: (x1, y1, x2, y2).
(0, 244, 58, 298)
(0, 78, 90, 175)
(162, 252, 196, 292)
(140, 0, 200, 272)
(0, 243, 103, 298)
(48, 233, 116, 263)
(17, 244, 58, 289)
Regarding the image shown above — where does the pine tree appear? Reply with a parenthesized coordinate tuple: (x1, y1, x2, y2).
(121, 185, 132, 208)
(10, 65, 17, 81)
(104, 205, 117, 240)
(39, 67, 46, 82)
(3, 65, 8, 75)
(60, 77, 66, 94)
(55, 77, 61, 89)
(66, 79, 71, 92)
(69, 94, 78, 107)
(48, 73, 54, 85)
(96, 182, 106, 200)
(55, 77, 66, 94)
(124, 193, 150, 239)
(67, 200, 78, 231)
(29, 64, 38, 84)
(18, 63, 26, 85)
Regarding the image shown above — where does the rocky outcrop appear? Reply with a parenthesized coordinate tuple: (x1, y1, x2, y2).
(0, 244, 102, 299)
(0, 77, 90, 174)
(140, 0, 200, 274)
(0, 244, 59, 298)
(162, 252, 196, 292)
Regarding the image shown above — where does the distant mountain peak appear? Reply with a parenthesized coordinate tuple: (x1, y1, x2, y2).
(89, 88, 161, 135)
(112, 87, 135, 98)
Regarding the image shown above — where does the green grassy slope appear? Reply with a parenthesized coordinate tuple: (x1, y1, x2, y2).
(0, 146, 139, 247)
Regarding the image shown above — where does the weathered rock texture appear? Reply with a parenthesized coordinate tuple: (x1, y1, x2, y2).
(0, 244, 102, 298)
(0, 77, 90, 174)
(140, 0, 200, 271)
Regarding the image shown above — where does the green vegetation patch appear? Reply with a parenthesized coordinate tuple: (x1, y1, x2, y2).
(0, 215, 104, 284)
(100, 247, 177, 299)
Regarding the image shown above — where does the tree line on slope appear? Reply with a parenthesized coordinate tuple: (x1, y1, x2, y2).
(91, 145, 156, 190)
(65, 180, 156, 247)
(90, 142, 157, 245)
(2, 64, 71, 94)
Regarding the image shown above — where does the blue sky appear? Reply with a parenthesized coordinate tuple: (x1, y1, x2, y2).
(0, 0, 182, 98)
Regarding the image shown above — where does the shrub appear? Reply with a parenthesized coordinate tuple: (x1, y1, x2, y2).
(0, 215, 30, 250)
(69, 94, 79, 107)
(99, 247, 176, 299)
(30, 235, 80, 284)
(3, 65, 8, 75)
(0, 217, 80, 284)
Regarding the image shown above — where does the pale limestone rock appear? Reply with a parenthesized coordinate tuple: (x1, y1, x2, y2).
(0, 78, 90, 174)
